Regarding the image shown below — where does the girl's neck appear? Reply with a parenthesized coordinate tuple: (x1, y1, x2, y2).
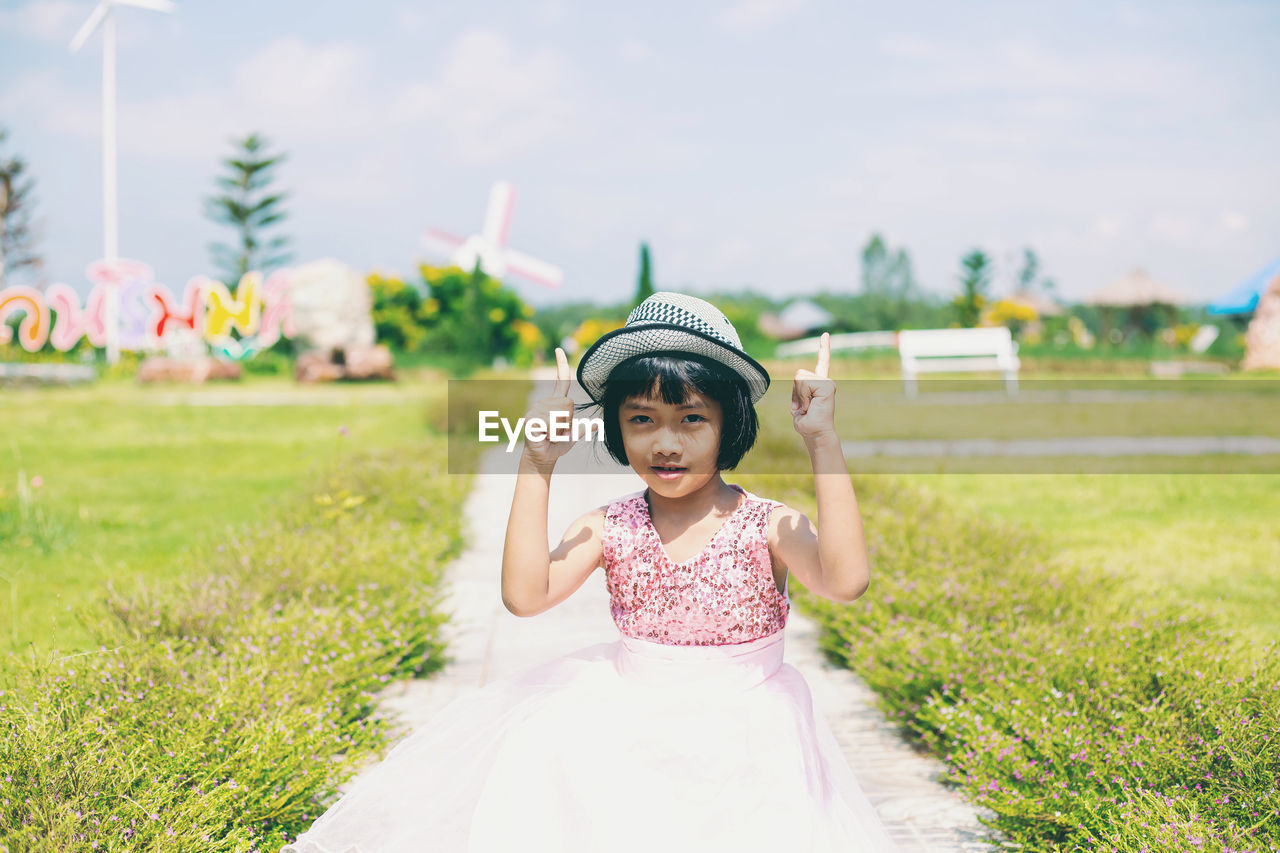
(644, 474, 741, 524)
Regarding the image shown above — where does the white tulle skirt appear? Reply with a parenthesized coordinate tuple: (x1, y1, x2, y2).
(280, 628, 900, 853)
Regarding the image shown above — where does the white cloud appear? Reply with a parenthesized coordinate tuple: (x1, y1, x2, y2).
(3, 29, 580, 166)
(395, 5, 429, 33)
(620, 39, 652, 63)
(0, 0, 82, 44)
(707, 235, 757, 271)
(1110, 4, 1153, 29)
(878, 35, 938, 61)
(0, 68, 98, 137)
(878, 37, 1214, 102)
(536, 0, 567, 20)
(1148, 213, 1196, 242)
(1220, 211, 1249, 232)
(232, 37, 375, 136)
(719, 0, 806, 33)
(1093, 213, 1131, 239)
(390, 29, 580, 164)
(304, 148, 410, 204)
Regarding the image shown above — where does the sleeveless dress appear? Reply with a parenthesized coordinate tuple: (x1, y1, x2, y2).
(281, 485, 900, 853)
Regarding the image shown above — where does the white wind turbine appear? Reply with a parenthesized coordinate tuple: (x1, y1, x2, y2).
(70, 0, 175, 363)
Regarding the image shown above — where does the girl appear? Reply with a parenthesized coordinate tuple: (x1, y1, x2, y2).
(282, 292, 899, 853)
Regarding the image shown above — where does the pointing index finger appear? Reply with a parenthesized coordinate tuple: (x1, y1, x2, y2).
(815, 332, 830, 379)
(554, 347, 571, 396)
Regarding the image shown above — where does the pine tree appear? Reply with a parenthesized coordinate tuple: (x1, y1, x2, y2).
(0, 126, 43, 288)
(954, 249, 992, 328)
(635, 242, 655, 307)
(204, 132, 293, 285)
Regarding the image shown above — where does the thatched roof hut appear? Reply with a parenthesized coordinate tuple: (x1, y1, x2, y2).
(758, 299, 834, 340)
(1086, 268, 1188, 306)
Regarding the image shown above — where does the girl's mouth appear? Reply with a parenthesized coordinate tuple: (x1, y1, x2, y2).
(651, 465, 686, 480)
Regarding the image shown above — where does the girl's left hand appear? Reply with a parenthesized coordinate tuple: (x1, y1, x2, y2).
(791, 332, 837, 440)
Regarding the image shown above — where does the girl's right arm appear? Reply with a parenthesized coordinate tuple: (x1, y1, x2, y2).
(500, 349, 604, 617)
(501, 453, 606, 617)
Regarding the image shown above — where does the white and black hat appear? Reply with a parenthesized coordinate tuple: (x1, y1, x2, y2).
(575, 291, 771, 405)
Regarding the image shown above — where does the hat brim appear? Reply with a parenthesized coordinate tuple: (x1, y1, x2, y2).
(575, 323, 771, 406)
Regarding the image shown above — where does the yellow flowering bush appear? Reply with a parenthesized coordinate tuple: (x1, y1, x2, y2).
(1068, 316, 1096, 349)
(367, 265, 537, 366)
(509, 319, 545, 367)
(572, 318, 625, 352)
(979, 298, 1039, 338)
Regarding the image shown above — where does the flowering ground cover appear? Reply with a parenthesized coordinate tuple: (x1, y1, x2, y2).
(743, 470, 1279, 852)
(740, 365, 1279, 852)
(915, 474, 1280, 648)
(0, 381, 469, 850)
(0, 379, 441, 655)
(5, 365, 1273, 850)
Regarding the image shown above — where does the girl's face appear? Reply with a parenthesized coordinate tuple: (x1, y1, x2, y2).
(619, 383, 724, 497)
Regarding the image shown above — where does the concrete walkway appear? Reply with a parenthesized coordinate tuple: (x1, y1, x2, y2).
(359, 377, 1000, 852)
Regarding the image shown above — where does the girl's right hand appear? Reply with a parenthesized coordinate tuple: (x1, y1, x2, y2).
(521, 347, 578, 473)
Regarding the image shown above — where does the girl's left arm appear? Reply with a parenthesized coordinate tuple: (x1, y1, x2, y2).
(771, 333, 871, 604)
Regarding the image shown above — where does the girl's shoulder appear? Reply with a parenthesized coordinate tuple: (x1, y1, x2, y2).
(601, 490, 646, 520)
(735, 487, 787, 516)
(736, 491, 809, 544)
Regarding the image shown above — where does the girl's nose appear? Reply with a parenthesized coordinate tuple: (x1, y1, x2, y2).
(652, 427, 681, 455)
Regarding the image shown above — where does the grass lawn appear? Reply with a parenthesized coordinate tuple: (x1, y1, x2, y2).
(901, 473, 1280, 649)
(2, 355, 1273, 849)
(745, 366, 1280, 649)
(0, 376, 445, 656)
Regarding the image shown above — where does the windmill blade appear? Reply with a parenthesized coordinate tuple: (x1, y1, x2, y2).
(481, 181, 515, 248)
(69, 0, 111, 52)
(422, 227, 466, 251)
(503, 248, 563, 290)
(115, 0, 176, 12)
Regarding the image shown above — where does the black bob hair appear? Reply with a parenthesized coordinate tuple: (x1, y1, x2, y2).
(577, 352, 760, 471)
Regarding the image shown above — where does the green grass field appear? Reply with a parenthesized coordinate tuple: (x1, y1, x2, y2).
(745, 366, 1280, 649)
(0, 378, 444, 655)
(902, 473, 1280, 648)
(2, 366, 1275, 850)
(6, 368, 1274, 651)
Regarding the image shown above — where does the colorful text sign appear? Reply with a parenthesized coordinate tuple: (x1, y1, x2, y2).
(0, 258, 296, 356)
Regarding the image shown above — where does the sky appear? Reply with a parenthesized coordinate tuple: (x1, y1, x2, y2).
(1, 0, 1278, 309)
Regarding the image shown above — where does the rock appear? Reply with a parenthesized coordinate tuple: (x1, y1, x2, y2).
(343, 344, 395, 380)
(137, 356, 242, 384)
(295, 350, 347, 383)
(287, 259, 376, 352)
(294, 345, 395, 382)
(1243, 273, 1280, 371)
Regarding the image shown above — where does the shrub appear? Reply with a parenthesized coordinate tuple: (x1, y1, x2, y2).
(0, 439, 469, 851)
(744, 473, 1280, 852)
(368, 265, 539, 367)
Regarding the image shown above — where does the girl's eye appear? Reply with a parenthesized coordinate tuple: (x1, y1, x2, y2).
(628, 414, 704, 424)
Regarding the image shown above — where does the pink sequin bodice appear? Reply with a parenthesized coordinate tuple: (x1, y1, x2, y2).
(603, 484, 789, 647)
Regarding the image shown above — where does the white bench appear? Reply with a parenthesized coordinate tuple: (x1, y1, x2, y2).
(775, 330, 898, 358)
(898, 327, 1020, 397)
